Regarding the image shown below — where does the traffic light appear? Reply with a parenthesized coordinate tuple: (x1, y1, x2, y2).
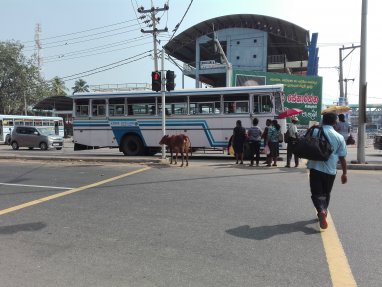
(151, 71, 161, 92)
(166, 70, 175, 91)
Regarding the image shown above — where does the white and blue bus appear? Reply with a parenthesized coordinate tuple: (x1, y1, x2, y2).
(71, 85, 286, 156)
(0, 115, 64, 145)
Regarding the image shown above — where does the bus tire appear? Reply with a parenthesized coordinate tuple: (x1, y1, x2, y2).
(120, 135, 144, 156)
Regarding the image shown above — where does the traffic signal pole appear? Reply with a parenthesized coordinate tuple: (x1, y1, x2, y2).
(161, 50, 166, 159)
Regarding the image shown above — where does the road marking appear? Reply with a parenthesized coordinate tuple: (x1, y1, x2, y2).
(0, 166, 151, 216)
(0, 182, 72, 190)
(321, 211, 357, 286)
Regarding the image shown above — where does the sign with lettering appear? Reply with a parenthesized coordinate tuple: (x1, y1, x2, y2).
(234, 70, 322, 126)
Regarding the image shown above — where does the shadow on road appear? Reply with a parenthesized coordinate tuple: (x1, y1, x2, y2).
(226, 219, 319, 240)
(0, 222, 46, 235)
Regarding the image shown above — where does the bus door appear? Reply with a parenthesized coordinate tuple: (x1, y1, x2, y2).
(54, 121, 59, 135)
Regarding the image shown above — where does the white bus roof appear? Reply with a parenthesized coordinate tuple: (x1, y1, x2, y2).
(0, 115, 63, 120)
(71, 84, 284, 99)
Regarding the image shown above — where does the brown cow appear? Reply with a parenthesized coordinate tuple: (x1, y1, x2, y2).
(159, 134, 192, 167)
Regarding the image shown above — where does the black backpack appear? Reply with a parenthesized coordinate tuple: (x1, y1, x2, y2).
(292, 126, 332, 161)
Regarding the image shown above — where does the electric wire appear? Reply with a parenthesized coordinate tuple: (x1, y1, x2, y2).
(168, 0, 193, 42)
(22, 18, 139, 44)
(131, 0, 143, 29)
(44, 35, 151, 60)
(62, 54, 151, 82)
(60, 50, 152, 80)
(45, 42, 152, 63)
(24, 24, 142, 51)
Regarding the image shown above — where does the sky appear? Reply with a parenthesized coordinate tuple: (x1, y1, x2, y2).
(1, 0, 380, 106)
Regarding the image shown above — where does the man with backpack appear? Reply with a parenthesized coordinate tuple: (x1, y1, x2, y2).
(307, 112, 348, 229)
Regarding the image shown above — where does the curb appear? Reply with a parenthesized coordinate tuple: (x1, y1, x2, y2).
(1, 155, 381, 170)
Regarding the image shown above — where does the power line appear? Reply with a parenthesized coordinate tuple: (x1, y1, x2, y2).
(45, 41, 152, 63)
(22, 18, 140, 44)
(168, 0, 193, 42)
(44, 35, 151, 60)
(62, 54, 151, 82)
(24, 24, 142, 51)
(60, 50, 152, 80)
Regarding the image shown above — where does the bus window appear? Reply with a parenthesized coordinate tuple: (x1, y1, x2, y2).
(24, 119, 33, 126)
(253, 94, 273, 113)
(92, 99, 106, 117)
(15, 119, 24, 126)
(75, 99, 89, 117)
(274, 92, 283, 115)
(109, 98, 125, 116)
(34, 120, 42, 126)
(190, 95, 220, 115)
(158, 96, 187, 115)
(4, 119, 13, 126)
(127, 97, 156, 115)
(223, 94, 249, 114)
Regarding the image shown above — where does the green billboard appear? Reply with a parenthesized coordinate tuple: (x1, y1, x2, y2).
(233, 70, 322, 126)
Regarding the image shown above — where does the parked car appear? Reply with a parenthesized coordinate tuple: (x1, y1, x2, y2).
(374, 134, 382, 150)
(11, 126, 64, 150)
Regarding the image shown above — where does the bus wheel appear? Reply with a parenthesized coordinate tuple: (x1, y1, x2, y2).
(120, 135, 144, 156)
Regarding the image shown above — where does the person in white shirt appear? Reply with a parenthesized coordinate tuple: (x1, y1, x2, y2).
(285, 117, 299, 168)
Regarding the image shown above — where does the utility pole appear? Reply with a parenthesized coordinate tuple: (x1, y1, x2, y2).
(338, 45, 360, 103)
(357, 0, 368, 164)
(343, 78, 355, 105)
(138, 2, 169, 71)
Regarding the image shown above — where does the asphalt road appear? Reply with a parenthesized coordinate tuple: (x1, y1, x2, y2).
(0, 158, 381, 286)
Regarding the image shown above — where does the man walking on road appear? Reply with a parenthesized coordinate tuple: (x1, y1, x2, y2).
(307, 112, 348, 229)
(285, 116, 299, 168)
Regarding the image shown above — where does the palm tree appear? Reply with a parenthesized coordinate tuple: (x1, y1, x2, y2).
(72, 79, 89, 94)
(51, 77, 68, 97)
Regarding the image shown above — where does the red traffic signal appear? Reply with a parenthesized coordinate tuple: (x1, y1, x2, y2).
(151, 71, 161, 92)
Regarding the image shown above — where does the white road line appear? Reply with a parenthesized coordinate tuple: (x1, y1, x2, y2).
(0, 182, 72, 190)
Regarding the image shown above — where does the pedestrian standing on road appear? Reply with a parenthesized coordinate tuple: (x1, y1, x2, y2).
(285, 116, 299, 168)
(232, 120, 246, 164)
(267, 120, 281, 167)
(335, 113, 350, 141)
(247, 118, 263, 166)
(307, 112, 348, 229)
(262, 119, 272, 165)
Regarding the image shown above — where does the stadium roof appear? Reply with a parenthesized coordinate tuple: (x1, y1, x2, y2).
(164, 14, 310, 66)
(33, 96, 73, 111)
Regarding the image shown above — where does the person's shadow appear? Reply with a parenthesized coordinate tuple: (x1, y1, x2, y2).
(226, 219, 319, 240)
(0, 222, 46, 235)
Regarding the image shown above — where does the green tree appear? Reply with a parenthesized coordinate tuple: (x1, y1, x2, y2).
(0, 41, 48, 114)
(50, 76, 68, 97)
(72, 78, 89, 94)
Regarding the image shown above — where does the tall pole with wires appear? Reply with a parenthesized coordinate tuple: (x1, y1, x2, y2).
(137, 3, 168, 71)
